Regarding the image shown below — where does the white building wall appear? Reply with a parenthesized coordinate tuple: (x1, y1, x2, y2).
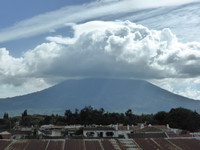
(83, 130, 118, 138)
(52, 130, 62, 137)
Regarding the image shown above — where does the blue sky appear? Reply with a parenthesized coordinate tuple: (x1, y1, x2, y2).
(1, 0, 200, 99)
(0, 0, 92, 56)
(1, 0, 199, 56)
(0, 0, 93, 26)
(0, 0, 78, 28)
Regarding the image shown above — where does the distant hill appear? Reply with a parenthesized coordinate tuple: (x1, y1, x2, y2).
(0, 78, 200, 116)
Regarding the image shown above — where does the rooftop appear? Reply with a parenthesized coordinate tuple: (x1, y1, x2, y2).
(0, 131, 11, 135)
(83, 127, 115, 131)
(137, 127, 163, 133)
(0, 138, 200, 150)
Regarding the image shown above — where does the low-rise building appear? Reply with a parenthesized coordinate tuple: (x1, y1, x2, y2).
(39, 124, 66, 139)
(0, 131, 11, 139)
(83, 127, 118, 138)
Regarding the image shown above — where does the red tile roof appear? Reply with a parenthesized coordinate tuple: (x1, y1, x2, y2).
(0, 138, 200, 150)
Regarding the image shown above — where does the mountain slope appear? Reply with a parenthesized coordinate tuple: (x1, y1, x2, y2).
(0, 78, 200, 115)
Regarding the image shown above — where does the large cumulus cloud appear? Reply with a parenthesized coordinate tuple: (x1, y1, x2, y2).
(1, 20, 200, 97)
(46, 20, 200, 79)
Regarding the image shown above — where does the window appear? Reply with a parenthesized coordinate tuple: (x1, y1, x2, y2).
(86, 132, 95, 137)
(106, 132, 114, 137)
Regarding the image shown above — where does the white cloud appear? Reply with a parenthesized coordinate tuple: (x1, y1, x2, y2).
(0, 48, 26, 76)
(1, 20, 200, 98)
(0, 78, 51, 98)
(124, 2, 200, 43)
(149, 78, 200, 100)
(23, 42, 62, 74)
(46, 36, 75, 45)
(0, 0, 198, 43)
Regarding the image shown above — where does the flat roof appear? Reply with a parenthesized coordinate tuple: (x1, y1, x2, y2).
(83, 127, 115, 131)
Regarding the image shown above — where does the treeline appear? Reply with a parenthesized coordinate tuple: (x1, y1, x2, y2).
(1, 107, 200, 132)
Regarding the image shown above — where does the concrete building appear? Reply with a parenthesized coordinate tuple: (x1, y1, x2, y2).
(83, 127, 118, 138)
(0, 131, 11, 139)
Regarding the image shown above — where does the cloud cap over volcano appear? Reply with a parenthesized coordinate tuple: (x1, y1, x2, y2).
(1, 20, 200, 98)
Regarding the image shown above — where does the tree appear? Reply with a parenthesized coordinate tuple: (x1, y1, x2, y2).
(80, 106, 94, 124)
(43, 116, 53, 125)
(168, 108, 200, 132)
(99, 108, 105, 114)
(125, 109, 133, 117)
(22, 110, 28, 118)
(124, 109, 137, 125)
(153, 111, 168, 125)
(65, 109, 73, 124)
(3, 113, 9, 120)
(21, 109, 31, 127)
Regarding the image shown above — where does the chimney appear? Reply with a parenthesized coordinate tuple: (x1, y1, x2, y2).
(140, 124, 144, 129)
(127, 125, 130, 130)
(166, 124, 170, 129)
(115, 124, 118, 130)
